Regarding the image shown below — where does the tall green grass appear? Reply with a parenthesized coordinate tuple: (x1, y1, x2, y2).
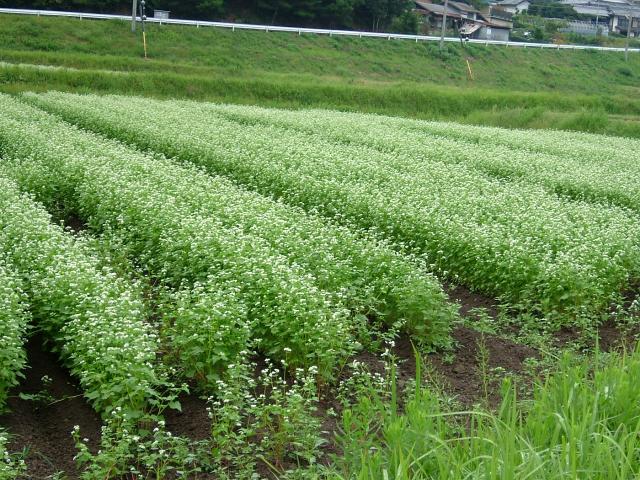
(335, 347, 640, 479)
(2, 61, 639, 138)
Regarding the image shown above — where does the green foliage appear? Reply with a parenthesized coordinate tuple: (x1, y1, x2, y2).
(1, 13, 640, 140)
(29, 92, 640, 323)
(335, 348, 640, 479)
(158, 283, 250, 387)
(17, 92, 459, 351)
(242, 106, 639, 214)
(0, 429, 26, 480)
(556, 109, 609, 133)
(0, 172, 163, 419)
(389, 10, 419, 34)
(355, 0, 412, 31)
(0, 262, 29, 412)
(0, 0, 414, 29)
(0, 0, 127, 13)
(618, 65, 634, 77)
(467, 0, 488, 10)
(207, 356, 324, 477)
(151, 0, 225, 20)
(544, 18, 565, 34)
(532, 25, 544, 40)
(72, 414, 203, 479)
(3, 13, 640, 478)
(565, 31, 607, 46)
(0, 94, 366, 384)
(528, 0, 585, 19)
(0, 59, 637, 142)
(251, 0, 336, 24)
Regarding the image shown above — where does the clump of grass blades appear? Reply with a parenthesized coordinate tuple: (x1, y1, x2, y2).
(336, 347, 640, 479)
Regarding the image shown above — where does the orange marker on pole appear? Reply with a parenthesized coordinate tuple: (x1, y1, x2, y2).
(466, 58, 474, 81)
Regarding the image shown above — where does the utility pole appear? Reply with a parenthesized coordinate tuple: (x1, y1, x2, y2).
(625, 12, 632, 61)
(440, 0, 449, 51)
(132, 0, 137, 32)
(626, 1, 638, 62)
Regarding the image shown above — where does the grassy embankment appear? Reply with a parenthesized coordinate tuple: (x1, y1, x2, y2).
(1, 13, 640, 137)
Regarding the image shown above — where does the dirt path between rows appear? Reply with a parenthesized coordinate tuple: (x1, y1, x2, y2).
(0, 335, 102, 480)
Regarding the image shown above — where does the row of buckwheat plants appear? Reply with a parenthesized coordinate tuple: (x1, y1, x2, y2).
(0, 174, 161, 419)
(28, 93, 640, 322)
(0, 261, 29, 411)
(401, 117, 640, 165)
(0, 95, 378, 387)
(197, 103, 640, 212)
(9, 97, 457, 348)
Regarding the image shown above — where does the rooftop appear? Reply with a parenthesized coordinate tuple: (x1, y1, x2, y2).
(449, 1, 482, 13)
(572, 4, 611, 14)
(414, 1, 463, 17)
(495, 0, 530, 6)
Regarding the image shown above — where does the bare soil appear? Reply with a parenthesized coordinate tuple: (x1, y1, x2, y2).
(554, 319, 640, 351)
(446, 284, 500, 319)
(0, 335, 102, 480)
(64, 213, 88, 233)
(425, 327, 537, 407)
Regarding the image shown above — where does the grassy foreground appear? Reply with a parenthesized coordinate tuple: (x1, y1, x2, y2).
(1, 13, 640, 137)
(334, 346, 640, 480)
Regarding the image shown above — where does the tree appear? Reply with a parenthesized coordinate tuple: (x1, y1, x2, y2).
(317, 0, 363, 28)
(527, 0, 582, 19)
(355, 0, 412, 31)
(150, 0, 225, 20)
(468, 0, 488, 11)
(0, 0, 128, 12)
(532, 25, 545, 40)
(194, 0, 224, 17)
(390, 10, 419, 33)
(251, 0, 322, 25)
(0, 0, 411, 28)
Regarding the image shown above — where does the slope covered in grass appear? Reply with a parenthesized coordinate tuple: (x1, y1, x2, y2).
(1, 14, 639, 95)
(0, 13, 640, 136)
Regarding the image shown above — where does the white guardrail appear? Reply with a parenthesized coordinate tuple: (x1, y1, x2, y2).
(1, 7, 639, 53)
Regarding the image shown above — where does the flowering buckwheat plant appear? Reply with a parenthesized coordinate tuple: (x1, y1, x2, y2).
(0, 174, 162, 418)
(0, 261, 29, 411)
(0, 429, 26, 479)
(0, 95, 357, 384)
(24, 91, 640, 324)
(18, 92, 461, 350)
